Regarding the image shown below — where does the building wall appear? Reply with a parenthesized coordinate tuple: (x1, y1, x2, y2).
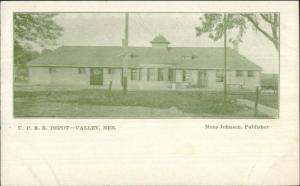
(127, 68, 171, 89)
(175, 69, 199, 87)
(208, 70, 260, 90)
(29, 66, 260, 90)
(227, 70, 260, 89)
(29, 67, 52, 84)
(51, 67, 90, 85)
(103, 68, 123, 88)
(29, 67, 90, 86)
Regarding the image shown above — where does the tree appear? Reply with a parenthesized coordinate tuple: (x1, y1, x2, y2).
(195, 13, 279, 52)
(14, 13, 63, 49)
(14, 13, 63, 65)
(14, 13, 63, 81)
(195, 13, 280, 109)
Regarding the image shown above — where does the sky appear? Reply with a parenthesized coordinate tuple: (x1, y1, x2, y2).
(53, 13, 279, 73)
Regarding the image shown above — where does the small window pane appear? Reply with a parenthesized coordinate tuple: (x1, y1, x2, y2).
(130, 68, 139, 81)
(147, 68, 156, 81)
(216, 70, 224, 82)
(158, 68, 164, 81)
(168, 69, 175, 81)
(248, 71, 254, 77)
(236, 70, 243, 77)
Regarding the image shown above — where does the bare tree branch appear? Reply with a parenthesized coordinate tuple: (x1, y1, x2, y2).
(259, 13, 275, 25)
(241, 14, 278, 51)
(196, 13, 279, 52)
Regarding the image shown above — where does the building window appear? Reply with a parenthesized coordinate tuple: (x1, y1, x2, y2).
(49, 67, 56, 74)
(147, 69, 150, 81)
(139, 69, 142, 80)
(182, 70, 190, 82)
(248, 71, 255, 77)
(158, 68, 164, 81)
(236, 70, 243, 77)
(147, 68, 156, 81)
(182, 70, 187, 82)
(216, 70, 224, 82)
(130, 68, 140, 81)
(78, 68, 86, 74)
(168, 69, 175, 81)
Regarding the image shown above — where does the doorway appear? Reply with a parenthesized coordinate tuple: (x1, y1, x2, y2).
(198, 70, 207, 88)
(90, 68, 103, 85)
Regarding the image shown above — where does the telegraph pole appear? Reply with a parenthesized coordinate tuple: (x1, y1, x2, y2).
(122, 13, 129, 95)
(223, 13, 228, 104)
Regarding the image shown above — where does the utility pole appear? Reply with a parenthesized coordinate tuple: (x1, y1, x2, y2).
(122, 13, 129, 95)
(223, 13, 228, 104)
(123, 13, 129, 47)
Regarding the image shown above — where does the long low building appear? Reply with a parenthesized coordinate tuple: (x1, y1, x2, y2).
(27, 35, 262, 90)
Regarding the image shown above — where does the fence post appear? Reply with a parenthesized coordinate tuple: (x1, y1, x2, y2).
(254, 86, 260, 116)
(108, 80, 112, 97)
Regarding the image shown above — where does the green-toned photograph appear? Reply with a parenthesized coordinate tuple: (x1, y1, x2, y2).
(14, 12, 279, 118)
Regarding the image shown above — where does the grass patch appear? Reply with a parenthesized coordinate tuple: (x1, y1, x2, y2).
(14, 89, 252, 117)
(230, 93, 278, 109)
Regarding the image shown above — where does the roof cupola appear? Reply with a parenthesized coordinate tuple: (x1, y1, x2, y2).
(150, 35, 170, 49)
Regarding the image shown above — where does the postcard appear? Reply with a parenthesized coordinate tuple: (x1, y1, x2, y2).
(1, 1, 299, 185)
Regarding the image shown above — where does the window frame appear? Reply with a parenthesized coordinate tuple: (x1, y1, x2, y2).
(130, 68, 141, 81)
(236, 70, 243, 77)
(147, 68, 156, 81)
(248, 70, 255, 77)
(158, 68, 164, 81)
(168, 69, 175, 81)
(216, 70, 224, 82)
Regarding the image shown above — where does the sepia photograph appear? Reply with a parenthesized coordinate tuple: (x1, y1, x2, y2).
(14, 12, 279, 118)
(2, 1, 299, 186)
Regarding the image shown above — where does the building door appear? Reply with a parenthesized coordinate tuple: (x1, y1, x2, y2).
(198, 70, 207, 88)
(90, 68, 103, 85)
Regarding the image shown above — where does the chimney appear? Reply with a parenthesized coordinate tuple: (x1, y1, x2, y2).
(122, 13, 129, 47)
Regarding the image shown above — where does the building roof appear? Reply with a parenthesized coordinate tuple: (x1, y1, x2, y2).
(28, 46, 262, 71)
(150, 35, 170, 44)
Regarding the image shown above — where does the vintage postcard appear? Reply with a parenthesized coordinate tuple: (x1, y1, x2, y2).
(1, 1, 299, 186)
(13, 12, 279, 119)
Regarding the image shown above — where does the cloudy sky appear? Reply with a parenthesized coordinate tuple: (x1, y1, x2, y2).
(53, 13, 279, 73)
